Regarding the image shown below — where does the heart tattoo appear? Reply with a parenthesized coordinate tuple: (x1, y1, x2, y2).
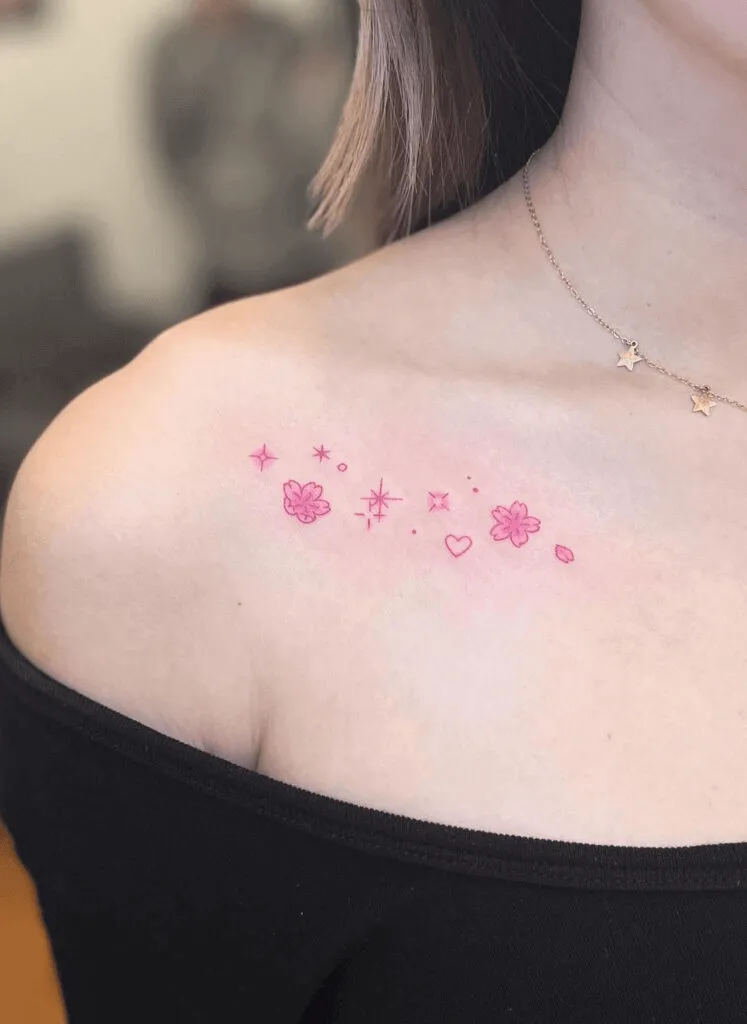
(445, 534, 473, 558)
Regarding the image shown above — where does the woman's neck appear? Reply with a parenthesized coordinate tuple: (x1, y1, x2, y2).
(530, 0, 747, 378)
(560, 0, 747, 228)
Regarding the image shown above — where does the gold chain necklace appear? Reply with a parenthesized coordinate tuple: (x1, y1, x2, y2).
(522, 151, 747, 416)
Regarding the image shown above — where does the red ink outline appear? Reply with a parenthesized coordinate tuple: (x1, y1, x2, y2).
(445, 534, 473, 558)
(337, 463, 348, 472)
(428, 491, 450, 512)
(555, 545, 575, 564)
(250, 444, 278, 471)
(362, 478, 403, 522)
(283, 480, 331, 524)
(490, 502, 541, 548)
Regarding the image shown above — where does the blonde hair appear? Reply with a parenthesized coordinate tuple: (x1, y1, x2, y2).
(311, 0, 581, 244)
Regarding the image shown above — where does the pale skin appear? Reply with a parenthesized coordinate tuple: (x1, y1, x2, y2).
(2, 0, 747, 848)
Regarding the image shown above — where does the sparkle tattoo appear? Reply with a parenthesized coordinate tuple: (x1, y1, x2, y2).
(251, 444, 278, 471)
(259, 444, 576, 563)
(428, 491, 450, 512)
(361, 478, 403, 522)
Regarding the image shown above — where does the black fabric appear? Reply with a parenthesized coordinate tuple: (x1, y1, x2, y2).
(2, 616, 747, 1023)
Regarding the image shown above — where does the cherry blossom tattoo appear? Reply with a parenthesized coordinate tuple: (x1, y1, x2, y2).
(490, 502, 541, 548)
(251, 444, 278, 471)
(260, 446, 576, 562)
(283, 480, 331, 524)
(555, 545, 575, 564)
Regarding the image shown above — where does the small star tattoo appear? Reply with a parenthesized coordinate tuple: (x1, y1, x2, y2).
(362, 478, 403, 522)
(313, 445, 331, 462)
(428, 492, 450, 512)
(691, 390, 716, 416)
(617, 345, 642, 371)
(250, 444, 278, 471)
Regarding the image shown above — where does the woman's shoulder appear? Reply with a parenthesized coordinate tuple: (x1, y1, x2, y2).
(0, 280, 365, 762)
(0, 238, 440, 754)
(212, 197, 519, 372)
(0, 199, 522, 637)
(0, 210, 521, 761)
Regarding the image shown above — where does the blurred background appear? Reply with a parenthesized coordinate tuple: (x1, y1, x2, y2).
(0, 2, 372, 1019)
(0, 0, 374, 521)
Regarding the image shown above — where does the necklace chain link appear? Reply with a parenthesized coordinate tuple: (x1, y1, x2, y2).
(522, 152, 747, 415)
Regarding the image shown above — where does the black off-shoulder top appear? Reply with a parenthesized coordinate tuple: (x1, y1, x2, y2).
(1, 616, 747, 1023)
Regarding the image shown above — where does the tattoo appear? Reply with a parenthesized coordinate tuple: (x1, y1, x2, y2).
(490, 502, 541, 548)
(445, 534, 474, 558)
(360, 478, 403, 522)
(428, 492, 450, 512)
(313, 445, 331, 462)
(251, 444, 278, 471)
(260, 444, 575, 563)
(282, 480, 331, 524)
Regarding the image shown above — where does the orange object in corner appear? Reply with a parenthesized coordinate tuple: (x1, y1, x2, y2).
(0, 822, 67, 1024)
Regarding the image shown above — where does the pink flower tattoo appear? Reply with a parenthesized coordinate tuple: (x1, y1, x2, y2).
(490, 501, 541, 548)
(283, 480, 331, 525)
(555, 544, 575, 564)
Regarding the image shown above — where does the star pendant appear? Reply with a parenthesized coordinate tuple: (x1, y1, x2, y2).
(691, 389, 716, 416)
(617, 345, 642, 371)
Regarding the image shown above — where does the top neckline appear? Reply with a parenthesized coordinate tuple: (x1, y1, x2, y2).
(1, 616, 746, 893)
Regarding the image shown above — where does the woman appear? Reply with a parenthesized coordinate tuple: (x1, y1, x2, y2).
(2, 1, 747, 1020)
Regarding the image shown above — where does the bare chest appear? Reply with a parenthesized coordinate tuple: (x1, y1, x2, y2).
(188, 369, 747, 847)
(251, 546, 747, 848)
(232, 436, 747, 849)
